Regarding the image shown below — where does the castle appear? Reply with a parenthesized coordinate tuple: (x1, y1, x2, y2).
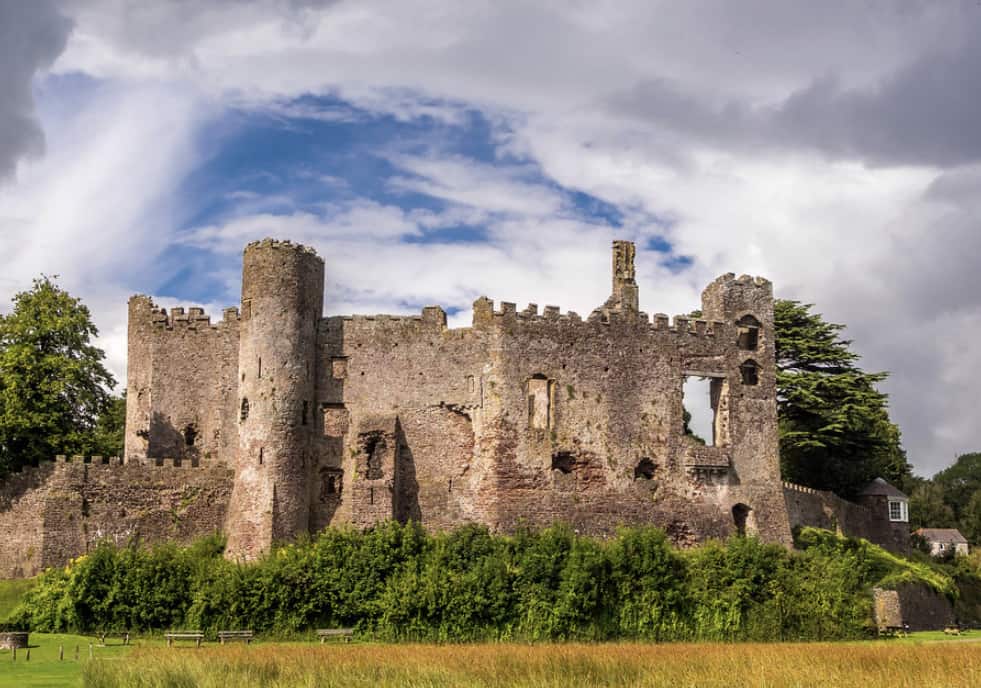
(0, 239, 909, 575)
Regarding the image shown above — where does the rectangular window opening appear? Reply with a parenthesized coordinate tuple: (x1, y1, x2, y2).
(682, 376, 728, 447)
(527, 377, 552, 430)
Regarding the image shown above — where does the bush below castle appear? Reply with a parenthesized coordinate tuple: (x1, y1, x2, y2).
(10, 524, 961, 641)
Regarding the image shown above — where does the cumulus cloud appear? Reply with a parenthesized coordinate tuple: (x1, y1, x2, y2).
(0, 0, 71, 181)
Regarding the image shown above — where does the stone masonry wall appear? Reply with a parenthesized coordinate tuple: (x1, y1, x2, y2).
(314, 308, 493, 533)
(311, 267, 791, 548)
(125, 296, 240, 467)
(0, 456, 233, 578)
(783, 481, 910, 555)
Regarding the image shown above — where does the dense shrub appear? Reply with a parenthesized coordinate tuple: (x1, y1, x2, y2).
(11, 524, 961, 641)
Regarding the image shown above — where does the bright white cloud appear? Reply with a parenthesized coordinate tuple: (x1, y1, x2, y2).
(0, 81, 207, 386)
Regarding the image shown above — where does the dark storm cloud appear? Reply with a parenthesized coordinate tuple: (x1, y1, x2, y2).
(608, 15, 981, 168)
(0, 0, 71, 182)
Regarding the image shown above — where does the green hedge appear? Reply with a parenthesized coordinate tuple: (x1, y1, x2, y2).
(9, 524, 956, 641)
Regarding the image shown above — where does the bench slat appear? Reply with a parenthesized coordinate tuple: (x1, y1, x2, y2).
(165, 631, 205, 648)
(218, 630, 254, 644)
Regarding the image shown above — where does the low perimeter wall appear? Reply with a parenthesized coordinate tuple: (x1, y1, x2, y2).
(782, 481, 908, 555)
(0, 456, 233, 578)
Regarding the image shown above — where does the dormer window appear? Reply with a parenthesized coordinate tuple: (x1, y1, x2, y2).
(888, 498, 908, 523)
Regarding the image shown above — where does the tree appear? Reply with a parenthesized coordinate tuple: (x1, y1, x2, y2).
(960, 490, 981, 545)
(0, 276, 116, 475)
(774, 300, 911, 497)
(89, 393, 126, 458)
(908, 479, 956, 531)
(932, 453, 981, 519)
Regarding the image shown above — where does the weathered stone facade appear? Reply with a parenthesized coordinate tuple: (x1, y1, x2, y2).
(0, 238, 906, 574)
(120, 238, 796, 560)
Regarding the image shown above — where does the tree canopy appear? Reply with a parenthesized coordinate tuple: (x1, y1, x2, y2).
(909, 453, 981, 544)
(774, 299, 911, 497)
(0, 276, 117, 475)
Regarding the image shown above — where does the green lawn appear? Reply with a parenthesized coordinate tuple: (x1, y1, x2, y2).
(0, 578, 35, 621)
(0, 633, 134, 688)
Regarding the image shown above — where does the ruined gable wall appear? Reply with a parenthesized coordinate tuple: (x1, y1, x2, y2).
(701, 274, 790, 546)
(125, 297, 240, 466)
(474, 303, 747, 542)
(312, 309, 494, 532)
(311, 290, 790, 547)
(0, 457, 233, 578)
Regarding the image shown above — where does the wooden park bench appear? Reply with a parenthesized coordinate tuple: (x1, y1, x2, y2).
(878, 625, 908, 637)
(944, 626, 963, 636)
(218, 630, 254, 644)
(98, 631, 130, 646)
(316, 628, 354, 643)
(165, 631, 204, 647)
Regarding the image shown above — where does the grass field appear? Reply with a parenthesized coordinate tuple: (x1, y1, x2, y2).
(80, 638, 981, 688)
(2, 633, 979, 688)
(0, 578, 35, 620)
(0, 633, 131, 688)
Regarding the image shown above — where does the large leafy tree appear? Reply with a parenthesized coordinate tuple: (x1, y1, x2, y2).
(932, 453, 981, 517)
(926, 453, 981, 543)
(0, 276, 116, 475)
(775, 300, 911, 497)
(908, 479, 957, 531)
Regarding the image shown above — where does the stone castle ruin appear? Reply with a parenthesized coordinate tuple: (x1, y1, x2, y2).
(0, 239, 908, 574)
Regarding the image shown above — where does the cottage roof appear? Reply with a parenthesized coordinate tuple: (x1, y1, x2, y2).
(858, 477, 908, 500)
(915, 528, 968, 545)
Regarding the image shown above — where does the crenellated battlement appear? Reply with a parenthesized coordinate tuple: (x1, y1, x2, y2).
(55, 455, 123, 465)
(141, 300, 239, 331)
(471, 296, 726, 339)
(783, 480, 822, 496)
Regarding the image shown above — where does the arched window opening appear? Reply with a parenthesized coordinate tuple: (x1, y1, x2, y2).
(732, 503, 752, 536)
(319, 468, 342, 501)
(240, 398, 250, 421)
(634, 458, 657, 480)
(737, 315, 761, 351)
(183, 424, 198, 447)
(740, 359, 759, 386)
(360, 432, 386, 480)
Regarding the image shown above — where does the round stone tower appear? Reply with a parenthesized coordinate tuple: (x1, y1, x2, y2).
(225, 239, 324, 560)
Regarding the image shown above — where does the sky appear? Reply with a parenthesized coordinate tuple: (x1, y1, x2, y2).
(1, 0, 980, 477)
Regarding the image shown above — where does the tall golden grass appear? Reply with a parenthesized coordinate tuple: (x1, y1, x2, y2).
(82, 641, 981, 688)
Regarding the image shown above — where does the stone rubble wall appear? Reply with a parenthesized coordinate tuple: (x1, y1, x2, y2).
(0, 456, 233, 578)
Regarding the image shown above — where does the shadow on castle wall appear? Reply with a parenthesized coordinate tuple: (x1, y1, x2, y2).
(148, 412, 200, 465)
(395, 420, 422, 524)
